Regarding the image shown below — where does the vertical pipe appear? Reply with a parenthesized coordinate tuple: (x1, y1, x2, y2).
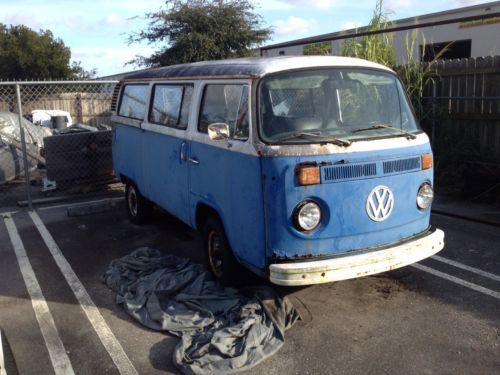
(431, 82, 437, 149)
(15, 83, 33, 210)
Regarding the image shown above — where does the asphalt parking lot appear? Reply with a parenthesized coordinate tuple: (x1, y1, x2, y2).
(1, 201, 499, 374)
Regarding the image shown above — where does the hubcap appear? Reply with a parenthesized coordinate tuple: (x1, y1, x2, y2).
(128, 187, 138, 217)
(207, 230, 224, 278)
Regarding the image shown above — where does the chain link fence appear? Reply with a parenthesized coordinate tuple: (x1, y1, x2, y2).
(0, 81, 121, 209)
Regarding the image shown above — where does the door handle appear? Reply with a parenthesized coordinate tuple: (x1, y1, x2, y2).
(188, 158, 200, 165)
(180, 142, 187, 161)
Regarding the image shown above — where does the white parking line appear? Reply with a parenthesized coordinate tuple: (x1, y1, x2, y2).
(0, 329, 6, 375)
(28, 210, 138, 375)
(3, 214, 75, 375)
(411, 263, 500, 300)
(432, 255, 500, 283)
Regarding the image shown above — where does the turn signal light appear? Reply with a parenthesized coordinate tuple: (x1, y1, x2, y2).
(421, 154, 433, 170)
(296, 164, 320, 185)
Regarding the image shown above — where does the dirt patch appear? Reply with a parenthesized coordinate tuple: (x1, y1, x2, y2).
(371, 275, 413, 299)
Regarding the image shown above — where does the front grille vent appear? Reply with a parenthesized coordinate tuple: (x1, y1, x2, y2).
(322, 163, 377, 182)
(383, 157, 420, 174)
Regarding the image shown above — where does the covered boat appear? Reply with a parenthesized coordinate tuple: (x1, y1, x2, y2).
(0, 112, 50, 184)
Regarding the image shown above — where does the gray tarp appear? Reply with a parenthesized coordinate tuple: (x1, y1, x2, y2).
(102, 247, 300, 374)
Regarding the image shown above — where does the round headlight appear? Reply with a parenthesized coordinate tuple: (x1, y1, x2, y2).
(417, 183, 434, 210)
(294, 201, 322, 232)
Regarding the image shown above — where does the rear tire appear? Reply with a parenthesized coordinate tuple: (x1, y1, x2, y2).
(203, 216, 242, 286)
(125, 182, 153, 225)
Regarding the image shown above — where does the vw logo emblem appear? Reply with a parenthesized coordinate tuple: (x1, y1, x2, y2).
(366, 185, 394, 222)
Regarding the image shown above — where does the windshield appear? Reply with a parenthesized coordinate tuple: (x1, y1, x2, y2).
(259, 69, 420, 144)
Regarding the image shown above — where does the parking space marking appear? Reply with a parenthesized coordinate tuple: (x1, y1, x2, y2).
(0, 329, 6, 375)
(28, 210, 138, 375)
(432, 255, 500, 282)
(3, 214, 75, 375)
(412, 263, 500, 300)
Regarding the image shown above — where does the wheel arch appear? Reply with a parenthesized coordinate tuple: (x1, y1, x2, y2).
(119, 173, 129, 184)
(195, 202, 223, 232)
(122, 175, 146, 196)
(194, 201, 267, 279)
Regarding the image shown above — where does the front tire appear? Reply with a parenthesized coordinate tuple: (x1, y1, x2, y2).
(125, 182, 153, 225)
(203, 216, 242, 286)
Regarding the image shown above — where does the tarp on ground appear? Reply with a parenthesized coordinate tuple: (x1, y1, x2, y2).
(102, 247, 301, 374)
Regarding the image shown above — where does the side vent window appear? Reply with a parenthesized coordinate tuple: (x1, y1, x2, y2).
(149, 84, 193, 129)
(118, 84, 149, 120)
(198, 84, 249, 140)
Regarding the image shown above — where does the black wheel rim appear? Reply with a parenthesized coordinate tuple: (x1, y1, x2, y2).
(208, 230, 224, 278)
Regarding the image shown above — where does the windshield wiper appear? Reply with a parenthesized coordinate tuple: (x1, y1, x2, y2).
(351, 124, 417, 140)
(272, 131, 351, 146)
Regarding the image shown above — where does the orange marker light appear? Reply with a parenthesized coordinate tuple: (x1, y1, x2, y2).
(421, 154, 433, 170)
(296, 165, 320, 185)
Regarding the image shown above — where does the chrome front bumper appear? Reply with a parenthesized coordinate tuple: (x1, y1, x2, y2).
(269, 228, 445, 286)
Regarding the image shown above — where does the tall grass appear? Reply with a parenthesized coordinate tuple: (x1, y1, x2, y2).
(340, 0, 447, 122)
(341, 0, 396, 67)
(397, 32, 449, 122)
(340, 0, 484, 197)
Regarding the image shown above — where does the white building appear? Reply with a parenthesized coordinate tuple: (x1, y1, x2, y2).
(261, 1, 500, 62)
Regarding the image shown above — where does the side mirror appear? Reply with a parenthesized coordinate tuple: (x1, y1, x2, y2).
(208, 123, 230, 141)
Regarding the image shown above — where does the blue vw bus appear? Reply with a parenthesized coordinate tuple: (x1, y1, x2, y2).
(111, 56, 444, 285)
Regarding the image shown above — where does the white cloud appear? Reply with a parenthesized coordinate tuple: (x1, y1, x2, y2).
(255, 0, 294, 11)
(111, 0, 164, 12)
(290, 0, 338, 9)
(385, 0, 493, 12)
(307, 0, 338, 9)
(453, 0, 492, 6)
(103, 14, 130, 28)
(255, 0, 338, 10)
(61, 16, 95, 33)
(72, 46, 156, 76)
(272, 16, 317, 38)
(340, 21, 362, 30)
(385, 0, 418, 10)
(1, 12, 95, 34)
(2, 14, 43, 30)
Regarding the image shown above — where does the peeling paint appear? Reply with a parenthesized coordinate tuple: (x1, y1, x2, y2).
(254, 133, 430, 157)
(269, 228, 445, 286)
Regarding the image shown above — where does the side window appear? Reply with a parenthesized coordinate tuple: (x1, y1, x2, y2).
(149, 84, 193, 129)
(118, 84, 149, 120)
(198, 84, 249, 140)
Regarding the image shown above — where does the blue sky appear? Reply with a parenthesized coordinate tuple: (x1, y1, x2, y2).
(0, 0, 493, 76)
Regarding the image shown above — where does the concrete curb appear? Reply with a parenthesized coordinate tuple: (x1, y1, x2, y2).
(17, 191, 123, 208)
(66, 198, 125, 217)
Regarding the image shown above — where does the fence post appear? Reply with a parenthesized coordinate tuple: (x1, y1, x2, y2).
(15, 83, 33, 210)
(431, 81, 437, 149)
(76, 94, 83, 123)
